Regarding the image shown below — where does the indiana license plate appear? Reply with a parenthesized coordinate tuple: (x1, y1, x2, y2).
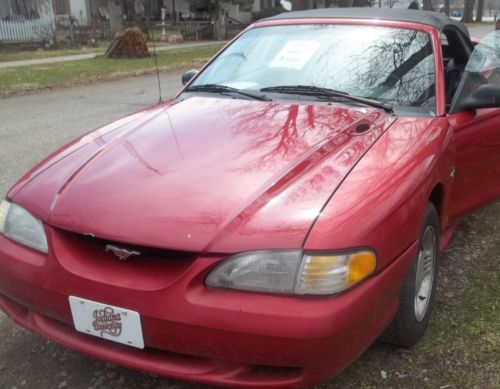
(69, 296, 144, 349)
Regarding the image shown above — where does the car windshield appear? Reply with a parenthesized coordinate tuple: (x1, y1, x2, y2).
(190, 24, 436, 110)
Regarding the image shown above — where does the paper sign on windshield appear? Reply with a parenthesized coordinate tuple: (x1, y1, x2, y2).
(269, 41, 320, 70)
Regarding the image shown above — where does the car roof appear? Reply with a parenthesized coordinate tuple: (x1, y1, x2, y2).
(264, 8, 470, 37)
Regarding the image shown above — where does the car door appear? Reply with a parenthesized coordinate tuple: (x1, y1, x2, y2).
(447, 31, 500, 223)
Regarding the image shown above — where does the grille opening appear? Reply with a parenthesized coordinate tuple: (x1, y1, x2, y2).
(51, 228, 198, 290)
(69, 230, 198, 261)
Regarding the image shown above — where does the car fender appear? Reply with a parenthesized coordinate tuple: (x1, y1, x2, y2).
(304, 116, 455, 271)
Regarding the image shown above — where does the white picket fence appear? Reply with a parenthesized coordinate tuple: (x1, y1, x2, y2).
(0, 15, 55, 43)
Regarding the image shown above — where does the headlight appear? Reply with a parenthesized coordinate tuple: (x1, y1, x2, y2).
(0, 199, 48, 253)
(205, 249, 376, 295)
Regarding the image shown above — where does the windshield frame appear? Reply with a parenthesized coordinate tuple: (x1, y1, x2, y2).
(177, 19, 445, 117)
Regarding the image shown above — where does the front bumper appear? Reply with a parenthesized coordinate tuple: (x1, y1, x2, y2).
(0, 229, 418, 388)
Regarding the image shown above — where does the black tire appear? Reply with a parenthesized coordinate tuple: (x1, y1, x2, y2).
(380, 202, 440, 347)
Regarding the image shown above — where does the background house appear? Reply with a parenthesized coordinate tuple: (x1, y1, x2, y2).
(52, 0, 94, 24)
(0, 0, 55, 43)
(1, 0, 54, 19)
(47, 0, 260, 26)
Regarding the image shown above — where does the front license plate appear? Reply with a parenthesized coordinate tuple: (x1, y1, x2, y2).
(68, 296, 144, 349)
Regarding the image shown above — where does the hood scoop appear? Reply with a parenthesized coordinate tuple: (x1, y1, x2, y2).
(354, 123, 372, 134)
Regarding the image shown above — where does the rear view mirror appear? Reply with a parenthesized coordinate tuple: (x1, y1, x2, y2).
(182, 69, 198, 85)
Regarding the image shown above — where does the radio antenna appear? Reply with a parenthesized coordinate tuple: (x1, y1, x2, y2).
(150, 27, 162, 103)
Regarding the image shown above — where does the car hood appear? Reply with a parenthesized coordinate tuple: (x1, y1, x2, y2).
(12, 97, 395, 253)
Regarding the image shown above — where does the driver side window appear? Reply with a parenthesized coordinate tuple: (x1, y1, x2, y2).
(451, 30, 500, 112)
(442, 28, 473, 111)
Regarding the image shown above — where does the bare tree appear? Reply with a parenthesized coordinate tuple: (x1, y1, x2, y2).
(485, 0, 494, 16)
(463, 0, 475, 22)
(444, 0, 450, 15)
(144, 0, 151, 32)
(108, 0, 123, 37)
(172, 0, 177, 22)
(292, 0, 308, 10)
(14, 0, 29, 17)
(476, 0, 485, 21)
(422, 0, 434, 10)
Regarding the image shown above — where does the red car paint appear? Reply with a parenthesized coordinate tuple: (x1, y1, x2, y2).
(12, 100, 395, 253)
(1, 13, 500, 389)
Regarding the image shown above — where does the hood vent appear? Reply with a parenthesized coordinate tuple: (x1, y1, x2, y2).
(354, 123, 372, 134)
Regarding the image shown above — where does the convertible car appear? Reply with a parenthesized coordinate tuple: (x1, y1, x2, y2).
(1, 8, 499, 388)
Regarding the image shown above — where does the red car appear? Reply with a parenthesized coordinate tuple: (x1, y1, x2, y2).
(1, 8, 499, 388)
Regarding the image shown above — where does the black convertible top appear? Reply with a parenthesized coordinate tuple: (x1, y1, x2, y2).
(264, 8, 470, 37)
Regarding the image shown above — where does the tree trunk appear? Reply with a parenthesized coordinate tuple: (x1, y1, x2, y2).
(21, 0, 29, 17)
(444, 0, 450, 16)
(68, 16, 75, 45)
(293, 0, 308, 10)
(214, 0, 220, 39)
(463, 0, 475, 23)
(422, 0, 433, 10)
(145, 0, 150, 33)
(476, 0, 484, 22)
(334, 0, 352, 6)
(108, 0, 123, 37)
(126, 0, 138, 25)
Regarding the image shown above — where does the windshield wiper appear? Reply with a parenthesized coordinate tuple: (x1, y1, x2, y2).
(260, 85, 393, 113)
(185, 84, 270, 101)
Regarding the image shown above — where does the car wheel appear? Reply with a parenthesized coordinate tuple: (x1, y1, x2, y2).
(381, 202, 439, 347)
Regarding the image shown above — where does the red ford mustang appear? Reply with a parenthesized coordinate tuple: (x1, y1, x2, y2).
(1, 8, 499, 388)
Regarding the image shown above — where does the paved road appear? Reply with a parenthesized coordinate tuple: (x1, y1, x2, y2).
(467, 23, 496, 39)
(0, 72, 181, 198)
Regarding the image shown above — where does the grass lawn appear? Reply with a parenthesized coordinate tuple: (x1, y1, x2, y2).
(0, 41, 185, 62)
(321, 201, 500, 388)
(0, 45, 223, 97)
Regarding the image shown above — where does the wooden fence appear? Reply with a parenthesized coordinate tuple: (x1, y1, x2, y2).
(0, 15, 55, 43)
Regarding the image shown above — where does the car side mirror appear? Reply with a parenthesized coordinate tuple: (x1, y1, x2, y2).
(454, 84, 500, 111)
(182, 69, 198, 85)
